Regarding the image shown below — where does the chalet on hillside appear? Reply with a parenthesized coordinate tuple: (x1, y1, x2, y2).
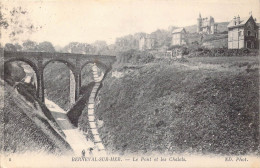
(228, 15, 259, 49)
(172, 28, 186, 46)
(139, 35, 155, 51)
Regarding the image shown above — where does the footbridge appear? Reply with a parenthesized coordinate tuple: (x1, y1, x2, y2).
(4, 51, 116, 103)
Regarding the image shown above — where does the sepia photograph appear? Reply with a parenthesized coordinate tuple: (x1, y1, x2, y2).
(0, 0, 259, 167)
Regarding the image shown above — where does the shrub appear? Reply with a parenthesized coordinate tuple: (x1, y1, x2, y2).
(118, 49, 155, 64)
(168, 45, 182, 50)
(187, 47, 258, 57)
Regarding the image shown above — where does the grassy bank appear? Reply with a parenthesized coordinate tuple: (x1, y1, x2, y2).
(1, 79, 72, 154)
(67, 82, 95, 127)
(95, 57, 259, 155)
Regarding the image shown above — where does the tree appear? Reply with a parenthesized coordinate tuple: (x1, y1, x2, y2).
(0, 4, 41, 44)
(62, 42, 96, 54)
(4, 43, 22, 51)
(150, 29, 172, 48)
(14, 43, 22, 51)
(22, 40, 38, 51)
(115, 35, 138, 51)
(4, 43, 17, 51)
(92, 41, 108, 54)
(38, 41, 55, 52)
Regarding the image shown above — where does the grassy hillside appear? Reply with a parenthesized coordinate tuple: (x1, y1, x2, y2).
(67, 82, 95, 127)
(95, 57, 259, 155)
(1, 79, 72, 154)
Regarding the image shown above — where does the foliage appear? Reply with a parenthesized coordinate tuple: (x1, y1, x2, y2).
(38, 41, 56, 52)
(4, 43, 17, 51)
(168, 45, 182, 50)
(62, 41, 109, 54)
(0, 5, 41, 43)
(117, 49, 155, 64)
(188, 47, 259, 57)
(2, 80, 71, 154)
(115, 34, 139, 51)
(21, 40, 38, 51)
(4, 40, 56, 52)
(92, 40, 109, 54)
(150, 29, 172, 48)
(95, 59, 259, 155)
(4, 62, 26, 85)
(168, 45, 189, 56)
(202, 33, 228, 42)
(67, 82, 95, 127)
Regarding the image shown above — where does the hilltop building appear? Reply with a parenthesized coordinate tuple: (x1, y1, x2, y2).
(197, 13, 218, 34)
(172, 28, 187, 46)
(227, 14, 259, 49)
(139, 35, 155, 50)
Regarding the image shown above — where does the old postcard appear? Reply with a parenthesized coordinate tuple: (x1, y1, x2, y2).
(0, 0, 259, 167)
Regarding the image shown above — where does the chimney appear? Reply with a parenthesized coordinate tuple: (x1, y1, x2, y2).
(233, 16, 237, 25)
(237, 15, 240, 24)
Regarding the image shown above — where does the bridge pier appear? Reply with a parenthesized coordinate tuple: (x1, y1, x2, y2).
(75, 72, 81, 101)
(37, 59, 45, 102)
(75, 58, 81, 101)
(69, 70, 76, 106)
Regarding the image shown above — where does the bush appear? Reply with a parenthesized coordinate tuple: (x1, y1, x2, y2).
(187, 47, 259, 57)
(118, 49, 155, 64)
(168, 45, 182, 50)
(181, 47, 189, 55)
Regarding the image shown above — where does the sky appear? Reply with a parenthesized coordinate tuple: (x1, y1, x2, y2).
(2, 0, 260, 47)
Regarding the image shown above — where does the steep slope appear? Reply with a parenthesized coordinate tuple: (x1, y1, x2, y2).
(1, 79, 72, 155)
(95, 59, 259, 155)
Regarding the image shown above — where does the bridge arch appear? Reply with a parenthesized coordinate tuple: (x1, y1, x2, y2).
(80, 60, 111, 85)
(43, 59, 77, 75)
(4, 57, 39, 78)
(4, 57, 40, 94)
(43, 59, 78, 108)
(4, 57, 40, 84)
(81, 60, 109, 72)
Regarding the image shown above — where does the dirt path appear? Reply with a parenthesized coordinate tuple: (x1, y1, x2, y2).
(45, 99, 95, 156)
(44, 63, 106, 155)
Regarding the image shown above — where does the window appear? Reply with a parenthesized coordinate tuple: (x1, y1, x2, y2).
(248, 31, 251, 36)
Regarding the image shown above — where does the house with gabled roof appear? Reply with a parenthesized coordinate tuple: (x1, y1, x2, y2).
(228, 14, 259, 49)
(172, 28, 187, 46)
(139, 34, 155, 51)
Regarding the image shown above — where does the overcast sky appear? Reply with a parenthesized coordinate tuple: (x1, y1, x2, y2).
(2, 0, 260, 46)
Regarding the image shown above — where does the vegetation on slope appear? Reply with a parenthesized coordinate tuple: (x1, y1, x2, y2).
(67, 82, 95, 127)
(1, 79, 72, 154)
(95, 58, 259, 155)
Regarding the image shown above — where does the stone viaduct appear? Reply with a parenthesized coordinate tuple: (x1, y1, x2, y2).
(4, 51, 116, 104)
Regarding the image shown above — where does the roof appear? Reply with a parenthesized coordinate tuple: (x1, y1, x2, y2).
(227, 15, 252, 28)
(172, 28, 186, 34)
(140, 34, 155, 39)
